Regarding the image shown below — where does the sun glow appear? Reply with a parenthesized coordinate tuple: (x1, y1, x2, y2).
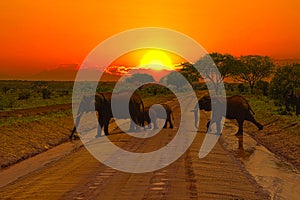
(139, 50, 174, 70)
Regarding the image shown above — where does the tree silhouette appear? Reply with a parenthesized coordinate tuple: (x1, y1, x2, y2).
(160, 71, 188, 91)
(181, 52, 238, 94)
(125, 73, 155, 84)
(269, 64, 300, 104)
(179, 62, 200, 84)
(233, 55, 274, 93)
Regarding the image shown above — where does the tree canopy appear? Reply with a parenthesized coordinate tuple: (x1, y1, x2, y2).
(179, 52, 237, 94)
(269, 64, 300, 103)
(160, 71, 188, 91)
(233, 55, 274, 93)
(125, 73, 155, 84)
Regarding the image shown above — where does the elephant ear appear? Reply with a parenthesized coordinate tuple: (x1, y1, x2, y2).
(202, 95, 211, 101)
(201, 95, 212, 111)
(199, 95, 210, 104)
(211, 96, 225, 105)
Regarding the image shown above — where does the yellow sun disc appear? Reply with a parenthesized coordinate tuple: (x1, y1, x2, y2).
(140, 50, 174, 70)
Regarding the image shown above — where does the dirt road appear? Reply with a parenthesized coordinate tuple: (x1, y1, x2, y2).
(0, 101, 269, 199)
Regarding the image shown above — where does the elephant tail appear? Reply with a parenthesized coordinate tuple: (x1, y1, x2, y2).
(70, 126, 77, 139)
(141, 100, 145, 113)
(249, 107, 256, 115)
(171, 111, 174, 121)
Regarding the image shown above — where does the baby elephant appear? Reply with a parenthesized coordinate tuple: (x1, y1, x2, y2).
(140, 104, 174, 129)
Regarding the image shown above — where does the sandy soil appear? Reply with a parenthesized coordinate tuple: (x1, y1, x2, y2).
(0, 104, 73, 168)
(0, 97, 299, 199)
(244, 118, 300, 171)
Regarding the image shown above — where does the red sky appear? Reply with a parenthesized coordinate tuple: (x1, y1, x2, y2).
(0, 0, 299, 76)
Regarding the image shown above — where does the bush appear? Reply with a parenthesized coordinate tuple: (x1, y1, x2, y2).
(18, 91, 31, 100)
(42, 88, 51, 99)
(96, 87, 112, 93)
(1, 86, 10, 95)
(57, 90, 69, 97)
(0, 96, 4, 110)
(269, 64, 300, 103)
(256, 80, 269, 96)
(0, 95, 16, 109)
(238, 84, 246, 93)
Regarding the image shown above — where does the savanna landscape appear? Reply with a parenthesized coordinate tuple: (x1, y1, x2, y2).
(0, 54, 299, 199)
(1, 0, 300, 199)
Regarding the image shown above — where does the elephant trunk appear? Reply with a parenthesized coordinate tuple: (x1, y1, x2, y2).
(193, 109, 199, 128)
(192, 102, 199, 128)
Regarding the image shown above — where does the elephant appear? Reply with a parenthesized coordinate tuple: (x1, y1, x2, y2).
(70, 91, 144, 139)
(193, 95, 263, 136)
(70, 93, 106, 139)
(139, 104, 174, 129)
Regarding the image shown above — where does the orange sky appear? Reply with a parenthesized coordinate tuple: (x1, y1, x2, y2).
(0, 0, 299, 76)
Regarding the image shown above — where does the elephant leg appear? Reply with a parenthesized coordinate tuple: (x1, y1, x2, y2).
(153, 119, 158, 129)
(103, 117, 110, 136)
(206, 120, 211, 132)
(134, 117, 142, 131)
(163, 120, 167, 128)
(216, 120, 222, 135)
(235, 119, 244, 136)
(206, 120, 221, 134)
(169, 117, 173, 129)
(96, 117, 104, 138)
(70, 126, 76, 139)
(245, 114, 263, 130)
(128, 119, 136, 132)
(165, 114, 173, 128)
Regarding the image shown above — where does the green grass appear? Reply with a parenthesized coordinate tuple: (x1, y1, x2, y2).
(0, 80, 73, 111)
(0, 109, 72, 126)
(0, 92, 175, 126)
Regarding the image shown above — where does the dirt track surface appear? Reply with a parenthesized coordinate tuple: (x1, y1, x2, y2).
(0, 100, 269, 199)
(245, 119, 300, 171)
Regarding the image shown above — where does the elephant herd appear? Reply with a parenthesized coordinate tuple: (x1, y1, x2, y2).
(70, 92, 263, 139)
(70, 92, 174, 139)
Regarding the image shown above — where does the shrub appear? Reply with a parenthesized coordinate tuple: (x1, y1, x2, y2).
(42, 88, 51, 99)
(57, 90, 69, 97)
(18, 91, 31, 100)
(256, 80, 269, 96)
(0, 95, 16, 109)
(1, 86, 10, 95)
(238, 84, 246, 93)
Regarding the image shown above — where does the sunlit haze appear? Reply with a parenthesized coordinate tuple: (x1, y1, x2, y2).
(139, 50, 174, 71)
(0, 0, 299, 79)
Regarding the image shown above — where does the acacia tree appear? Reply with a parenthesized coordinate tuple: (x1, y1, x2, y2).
(233, 55, 274, 93)
(179, 62, 200, 84)
(180, 52, 238, 94)
(162, 71, 188, 91)
(125, 73, 155, 84)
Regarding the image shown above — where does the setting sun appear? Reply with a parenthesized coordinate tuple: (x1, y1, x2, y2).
(139, 50, 174, 70)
